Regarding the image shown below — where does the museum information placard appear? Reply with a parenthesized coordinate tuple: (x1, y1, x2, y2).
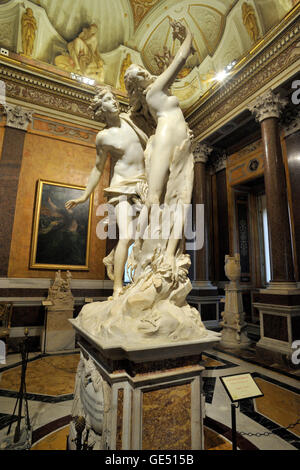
(220, 373, 264, 402)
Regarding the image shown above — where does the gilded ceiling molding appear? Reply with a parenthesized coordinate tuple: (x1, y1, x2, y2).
(0, 59, 129, 123)
(130, 0, 159, 30)
(187, 15, 300, 139)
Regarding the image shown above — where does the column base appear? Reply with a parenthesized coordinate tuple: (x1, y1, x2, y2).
(253, 297, 300, 366)
(262, 282, 300, 295)
(219, 328, 251, 350)
(192, 281, 217, 290)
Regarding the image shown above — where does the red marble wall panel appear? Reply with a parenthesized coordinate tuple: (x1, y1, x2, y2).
(0, 127, 26, 276)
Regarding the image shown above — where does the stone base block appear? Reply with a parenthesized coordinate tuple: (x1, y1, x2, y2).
(43, 308, 75, 353)
(253, 300, 300, 366)
(66, 325, 220, 450)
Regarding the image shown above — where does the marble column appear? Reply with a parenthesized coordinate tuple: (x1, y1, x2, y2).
(248, 90, 296, 290)
(0, 105, 32, 276)
(249, 91, 300, 364)
(192, 143, 216, 290)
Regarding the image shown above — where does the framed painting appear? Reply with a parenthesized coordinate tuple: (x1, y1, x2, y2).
(30, 180, 93, 270)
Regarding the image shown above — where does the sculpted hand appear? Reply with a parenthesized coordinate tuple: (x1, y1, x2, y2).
(65, 198, 85, 211)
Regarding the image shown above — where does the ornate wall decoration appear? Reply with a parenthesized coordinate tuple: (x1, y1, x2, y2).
(3, 104, 33, 130)
(241, 2, 260, 44)
(21, 8, 38, 56)
(129, 0, 159, 30)
(31, 116, 96, 144)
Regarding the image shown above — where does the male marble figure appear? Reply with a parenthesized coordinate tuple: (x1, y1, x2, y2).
(65, 86, 148, 298)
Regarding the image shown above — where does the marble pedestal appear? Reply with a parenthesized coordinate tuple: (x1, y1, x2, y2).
(253, 299, 300, 365)
(42, 307, 75, 353)
(67, 322, 220, 450)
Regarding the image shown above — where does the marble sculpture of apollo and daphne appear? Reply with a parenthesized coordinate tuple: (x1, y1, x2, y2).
(65, 22, 211, 346)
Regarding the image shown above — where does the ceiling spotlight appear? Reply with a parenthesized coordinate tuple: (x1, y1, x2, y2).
(70, 72, 95, 86)
(215, 70, 228, 82)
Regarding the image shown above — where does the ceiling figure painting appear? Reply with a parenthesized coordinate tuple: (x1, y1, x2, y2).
(54, 24, 104, 82)
(0, 0, 297, 109)
(241, 2, 260, 44)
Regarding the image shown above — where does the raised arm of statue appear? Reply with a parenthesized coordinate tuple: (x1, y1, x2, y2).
(150, 26, 193, 93)
(65, 147, 108, 210)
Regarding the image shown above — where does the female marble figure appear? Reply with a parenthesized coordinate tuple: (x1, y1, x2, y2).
(65, 86, 148, 297)
(124, 23, 194, 267)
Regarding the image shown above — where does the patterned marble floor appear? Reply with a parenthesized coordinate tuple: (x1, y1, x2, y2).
(0, 348, 299, 451)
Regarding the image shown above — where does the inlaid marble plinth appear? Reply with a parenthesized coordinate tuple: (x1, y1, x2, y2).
(67, 323, 220, 450)
(253, 298, 300, 364)
(43, 308, 75, 353)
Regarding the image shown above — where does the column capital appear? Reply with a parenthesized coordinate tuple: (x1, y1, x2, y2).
(248, 90, 287, 123)
(4, 104, 33, 131)
(193, 142, 213, 164)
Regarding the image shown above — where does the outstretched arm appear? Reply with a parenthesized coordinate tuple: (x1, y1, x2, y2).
(65, 145, 108, 210)
(150, 26, 193, 93)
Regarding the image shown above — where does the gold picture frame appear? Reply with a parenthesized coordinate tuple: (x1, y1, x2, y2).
(30, 180, 93, 270)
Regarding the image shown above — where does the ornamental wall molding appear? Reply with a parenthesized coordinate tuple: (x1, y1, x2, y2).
(3, 104, 33, 130)
(193, 142, 213, 164)
(187, 17, 300, 139)
(248, 90, 288, 122)
(31, 115, 97, 144)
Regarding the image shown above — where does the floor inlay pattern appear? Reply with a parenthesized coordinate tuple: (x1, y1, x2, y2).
(0, 348, 299, 450)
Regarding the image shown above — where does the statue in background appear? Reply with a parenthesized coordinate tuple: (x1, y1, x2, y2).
(21, 8, 37, 56)
(65, 86, 148, 298)
(55, 24, 104, 82)
(242, 2, 260, 43)
(47, 270, 74, 308)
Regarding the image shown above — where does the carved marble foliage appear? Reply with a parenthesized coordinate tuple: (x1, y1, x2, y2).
(3, 104, 33, 130)
(193, 142, 213, 164)
(248, 89, 287, 122)
(71, 353, 111, 450)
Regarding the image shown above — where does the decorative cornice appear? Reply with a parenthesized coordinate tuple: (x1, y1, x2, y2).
(186, 14, 300, 139)
(248, 90, 287, 122)
(3, 104, 32, 130)
(193, 142, 213, 164)
(0, 59, 129, 123)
